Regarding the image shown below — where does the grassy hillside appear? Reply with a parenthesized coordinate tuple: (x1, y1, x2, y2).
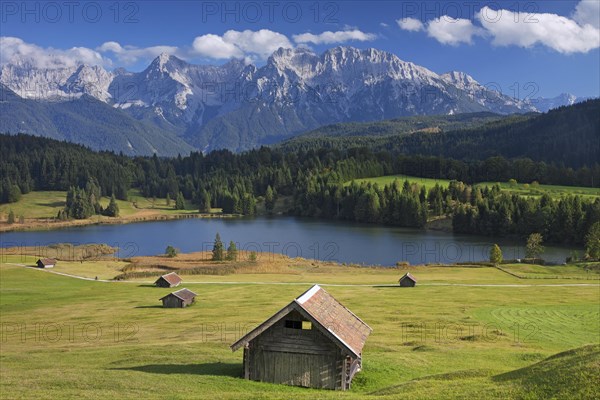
(0, 189, 218, 231)
(0, 253, 598, 399)
(347, 175, 600, 199)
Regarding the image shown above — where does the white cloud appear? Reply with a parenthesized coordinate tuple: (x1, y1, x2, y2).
(292, 29, 376, 45)
(97, 41, 180, 65)
(477, 5, 600, 54)
(380, 22, 389, 28)
(0, 36, 108, 69)
(192, 34, 243, 59)
(573, 0, 600, 28)
(397, 17, 424, 32)
(192, 29, 292, 60)
(426, 17, 483, 45)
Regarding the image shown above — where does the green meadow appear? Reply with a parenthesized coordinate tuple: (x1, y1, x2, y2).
(1, 256, 598, 399)
(347, 175, 600, 199)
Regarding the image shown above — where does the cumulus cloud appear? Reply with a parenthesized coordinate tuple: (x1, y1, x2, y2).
(97, 41, 180, 65)
(397, 17, 424, 32)
(426, 17, 484, 45)
(396, 1, 600, 54)
(573, 0, 600, 28)
(477, 5, 600, 54)
(292, 29, 376, 45)
(193, 29, 292, 60)
(0, 36, 108, 69)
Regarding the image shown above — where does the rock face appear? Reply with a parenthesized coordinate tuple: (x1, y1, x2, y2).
(0, 46, 585, 153)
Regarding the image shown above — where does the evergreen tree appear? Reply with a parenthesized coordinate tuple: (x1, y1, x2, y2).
(585, 222, 600, 259)
(198, 189, 211, 213)
(212, 233, 224, 261)
(175, 191, 185, 210)
(166, 193, 171, 206)
(226, 241, 238, 261)
(104, 194, 120, 217)
(490, 244, 503, 265)
(7, 210, 15, 224)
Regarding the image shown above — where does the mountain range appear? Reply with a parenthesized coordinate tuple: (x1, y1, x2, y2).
(0, 46, 590, 155)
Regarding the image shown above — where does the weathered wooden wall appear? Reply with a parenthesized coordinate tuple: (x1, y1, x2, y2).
(162, 296, 183, 308)
(245, 310, 346, 390)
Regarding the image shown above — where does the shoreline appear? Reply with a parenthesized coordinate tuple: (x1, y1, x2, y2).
(0, 211, 243, 233)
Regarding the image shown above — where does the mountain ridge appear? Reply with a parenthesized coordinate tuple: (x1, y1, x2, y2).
(0, 46, 589, 154)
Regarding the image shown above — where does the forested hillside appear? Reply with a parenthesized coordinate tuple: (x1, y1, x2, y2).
(2, 132, 599, 245)
(281, 100, 600, 168)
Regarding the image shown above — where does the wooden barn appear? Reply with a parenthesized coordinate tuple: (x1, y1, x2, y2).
(159, 288, 196, 308)
(36, 258, 56, 268)
(231, 284, 372, 390)
(399, 272, 417, 287)
(154, 272, 182, 288)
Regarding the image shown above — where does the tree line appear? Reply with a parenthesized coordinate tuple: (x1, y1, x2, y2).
(1, 134, 599, 246)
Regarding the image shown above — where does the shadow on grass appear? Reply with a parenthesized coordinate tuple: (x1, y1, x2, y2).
(138, 284, 157, 288)
(36, 201, 65, 207)
(134, 305, 164, 309)
(112, 362, 241, 377)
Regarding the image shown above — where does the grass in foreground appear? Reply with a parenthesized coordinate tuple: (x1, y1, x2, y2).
(0, 256, 598, 399)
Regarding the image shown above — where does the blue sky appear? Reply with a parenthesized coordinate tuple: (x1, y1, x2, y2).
(1, 0, 599, 98)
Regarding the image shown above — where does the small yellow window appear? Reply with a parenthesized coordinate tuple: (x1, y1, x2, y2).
(302, 321, 312, 330)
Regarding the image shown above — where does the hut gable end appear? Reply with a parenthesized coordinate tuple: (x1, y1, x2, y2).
(155, 272, 182, 287)
(231, 285, 372, 357)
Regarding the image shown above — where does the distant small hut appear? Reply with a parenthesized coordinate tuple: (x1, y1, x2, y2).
(399, 272, 417, 287)
(154, 272, 182, 288)
(36, 258, 56, 268)
(160, 288, 197, 308)
(231, 284, 372, 390)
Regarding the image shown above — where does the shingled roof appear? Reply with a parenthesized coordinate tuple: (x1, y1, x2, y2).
(160, 288, 196, 302)
(231, 285, 372, 358)
(156, 272, 182, 286)
(37, 258, 57, 266)
(399, 272, 417, 283)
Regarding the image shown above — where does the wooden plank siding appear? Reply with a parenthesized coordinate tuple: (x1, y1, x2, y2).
(245, 310, 346, 390)
(161, 296, 183, 308)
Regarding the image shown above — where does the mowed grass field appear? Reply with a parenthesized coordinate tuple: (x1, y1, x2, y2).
(347, 175, 600, 199)
(1, 256, 599, 399)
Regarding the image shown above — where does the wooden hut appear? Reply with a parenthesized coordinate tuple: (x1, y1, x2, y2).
(230, 284, 372, 390)
(159, 288, 196, 308)
(36, 258, 56, 268)
(398, 272, 417, 287)
(154, 272, 182, 288)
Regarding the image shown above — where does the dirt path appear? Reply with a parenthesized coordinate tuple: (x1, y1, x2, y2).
(8, 264, 599, 288)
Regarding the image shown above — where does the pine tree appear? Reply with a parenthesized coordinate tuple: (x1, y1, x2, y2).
(198, 189, 211, 213)
(7, 210, 15, 224)
(175, 192, 185, 210)
(226, 241, 238, 261)
(490, 244, 503, 265)
(166, 193, 171, 206)
(212, 233, 224, 261)
(585, 222, 600, 259)
(104, 194, 120, 217)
